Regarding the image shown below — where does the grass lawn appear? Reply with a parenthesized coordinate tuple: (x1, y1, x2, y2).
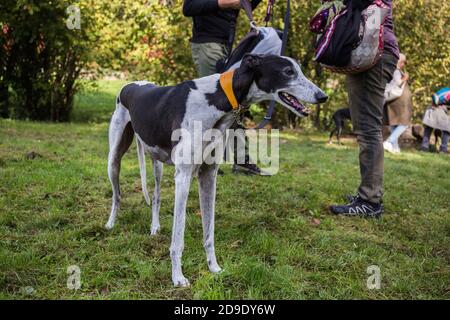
(0, 80, 449, 299)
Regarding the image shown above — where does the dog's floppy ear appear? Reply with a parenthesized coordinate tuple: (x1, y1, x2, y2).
(241, 53, 264, 70)
(233, 54, 264, 103)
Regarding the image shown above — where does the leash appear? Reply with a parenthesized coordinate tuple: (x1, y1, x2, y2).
(238, 0, 292, 129)
(256, 0, 291, 129)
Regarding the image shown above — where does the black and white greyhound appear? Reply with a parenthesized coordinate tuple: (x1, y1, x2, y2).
(105, 54, 327, 286)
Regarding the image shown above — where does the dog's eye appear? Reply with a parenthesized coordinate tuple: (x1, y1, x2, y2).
(284, 68, 295, 77)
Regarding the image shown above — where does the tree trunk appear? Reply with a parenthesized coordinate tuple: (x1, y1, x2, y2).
(0, 84, 9, 118)
(314, 104, 321, 130)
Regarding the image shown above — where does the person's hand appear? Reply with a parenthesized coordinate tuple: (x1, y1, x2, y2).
(218, 0, 241, 10)
(402, 74, 409, 82)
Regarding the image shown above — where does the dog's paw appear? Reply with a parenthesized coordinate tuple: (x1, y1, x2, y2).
(105, 222, 114, 230)
(173, 276, 190, 287)
(209, 264, 223, 274)
(150, 224, 160, 236)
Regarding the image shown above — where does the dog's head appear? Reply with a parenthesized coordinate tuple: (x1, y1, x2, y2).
(236, 54, 327, 117)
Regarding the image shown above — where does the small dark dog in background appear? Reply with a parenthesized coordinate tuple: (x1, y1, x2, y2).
(328, 107, 351, 144)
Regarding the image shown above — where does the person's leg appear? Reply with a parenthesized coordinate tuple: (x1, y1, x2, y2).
(350, 54, 398, 203)
(190, 42, 229, 77)
(191, 42, 229, 175)
(330, 54, 397, 217)
(440, 131, 449, 153)
(420, 125, 433, 151)
(230, 120, 262, 175)
(384, 125, 397, 153)
(230, 121, 247, 164)
(387, 125, 408, 151)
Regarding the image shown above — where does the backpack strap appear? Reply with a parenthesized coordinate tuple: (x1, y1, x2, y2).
(240, 0, 257, 29)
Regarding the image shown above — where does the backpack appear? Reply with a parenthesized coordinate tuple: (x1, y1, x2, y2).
(310, 0, 389, 74)
(432, 88, 450, 106)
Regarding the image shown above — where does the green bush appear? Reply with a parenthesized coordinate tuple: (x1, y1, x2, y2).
(0, 0, 94, 121)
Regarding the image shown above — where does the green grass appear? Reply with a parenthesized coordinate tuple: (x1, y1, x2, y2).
(0, 80, 449, 299)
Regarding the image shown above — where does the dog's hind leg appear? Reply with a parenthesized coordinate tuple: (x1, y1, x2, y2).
(328, 128, 336, 144)
(198, 163, 222, 274)
(170, 164, 194, 287)
(136, 137, 151, 206)
(150, 159, 163, 235)
(105, 104, 134, 230)
(337, 121, 344, 145)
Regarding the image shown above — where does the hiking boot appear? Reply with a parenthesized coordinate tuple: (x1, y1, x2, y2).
(232, 163, 262, 175)
(330, 195, 383, 218)
(419, 146, 429, 152)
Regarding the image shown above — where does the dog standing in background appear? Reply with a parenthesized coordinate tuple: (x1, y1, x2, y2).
(328, 107, 351, 144)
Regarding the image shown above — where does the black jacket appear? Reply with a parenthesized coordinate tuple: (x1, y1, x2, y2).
(183, 0, 262, 45)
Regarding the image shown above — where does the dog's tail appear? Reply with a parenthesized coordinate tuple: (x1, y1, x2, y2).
(136, 136, 151, 206)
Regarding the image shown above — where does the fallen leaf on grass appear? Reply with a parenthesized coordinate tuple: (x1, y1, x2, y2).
(310, 218, 321, 226)
(230, 240, 243, 248)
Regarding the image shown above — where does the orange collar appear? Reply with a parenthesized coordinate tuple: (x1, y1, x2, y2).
(219, 70, 239, 110)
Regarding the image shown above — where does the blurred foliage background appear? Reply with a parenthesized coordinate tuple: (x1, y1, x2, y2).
(1, 0, 449, 126)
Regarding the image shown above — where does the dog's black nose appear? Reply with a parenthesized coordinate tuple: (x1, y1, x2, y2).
(315, 92, 328, 104)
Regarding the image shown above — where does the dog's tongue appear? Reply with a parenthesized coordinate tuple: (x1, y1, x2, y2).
(280, 92, 311, 115)
(290, 96, 310, 114)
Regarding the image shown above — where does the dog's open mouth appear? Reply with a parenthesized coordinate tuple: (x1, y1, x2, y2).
(278, 92, 311, 116)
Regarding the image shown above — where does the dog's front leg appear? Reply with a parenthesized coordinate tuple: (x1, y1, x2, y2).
(198, 163, 222, 274)
(170, 164, 193, 287)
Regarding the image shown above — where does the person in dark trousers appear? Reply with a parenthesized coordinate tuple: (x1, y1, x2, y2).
(330, 0, 399, 218)
(183, 0, 263, 175)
